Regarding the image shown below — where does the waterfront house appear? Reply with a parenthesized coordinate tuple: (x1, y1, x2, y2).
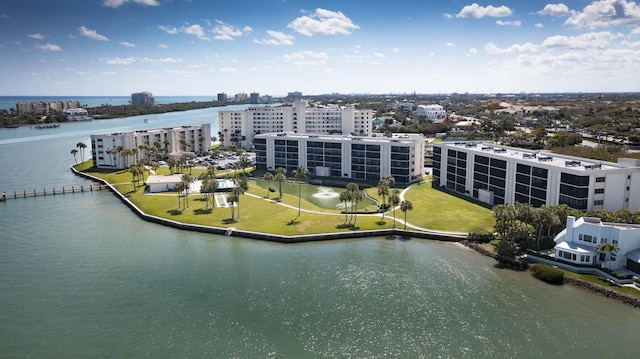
(553, 216, 640, 274)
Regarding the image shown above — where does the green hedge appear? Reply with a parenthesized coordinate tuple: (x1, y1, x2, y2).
(530, 263, 565, 285)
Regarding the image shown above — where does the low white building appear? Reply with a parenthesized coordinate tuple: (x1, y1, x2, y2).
(416, 104, 446, 123)
(91, 124, 211, 169)
(553, 216, 640, 274)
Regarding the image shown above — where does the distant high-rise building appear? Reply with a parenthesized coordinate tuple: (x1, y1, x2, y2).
(131, 91, 155, 107)
(234, 93, 248, 102)
(217, 93, 227, 102)
(250, 92, 260, 104)
(287, 91, 302, 100)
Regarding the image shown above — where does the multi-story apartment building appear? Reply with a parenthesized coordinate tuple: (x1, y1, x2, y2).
(254, 132, 424, 184)
(249, 92, 260, 104)
(16, 100, 81, 115)
(91, 124, 211, 169)
(217, 93, 227, 102)
(131, 91, 155, 107)
(433, 141, 640, 211)
(218, 100, 373, 149)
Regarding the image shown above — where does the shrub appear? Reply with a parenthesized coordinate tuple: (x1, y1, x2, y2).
(489, 239, 501, 247)
(530, 263, 564, 285)
(467, 232, 495, 243)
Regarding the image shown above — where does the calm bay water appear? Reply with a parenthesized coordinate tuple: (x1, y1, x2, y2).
(1, 105, 640, 358)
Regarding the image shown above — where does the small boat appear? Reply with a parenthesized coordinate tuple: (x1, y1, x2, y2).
(144, 118, 150, 123)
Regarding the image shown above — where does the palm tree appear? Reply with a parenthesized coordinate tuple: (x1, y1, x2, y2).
(346, 183, 363, 225)
(389, 189, 401, 229)
(181, 174, 193, 208)
(232, 176, 248, 218)
(339, 190, 352, 224)
(227, 191, 239, 220)
(274, 167, 287, 199)
(264, 172, 274, 198)
(173, 181, 186, 208)
(76, 142, 87, 162)
(237, 155, 253, 176)
(595, 242, 620, 269)
(293, 165, 310, 218)
(400, 200, 414, 230)
(70, 149, 78, 163)
(200, 178, 218, 209)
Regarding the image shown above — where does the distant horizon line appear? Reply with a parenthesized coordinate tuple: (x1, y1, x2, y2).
(3, 91, 640, 98)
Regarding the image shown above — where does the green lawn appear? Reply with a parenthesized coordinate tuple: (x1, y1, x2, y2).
(562, 270, 640, 299)
(79, 163, 494, 236)
(401, 181, 495, 233)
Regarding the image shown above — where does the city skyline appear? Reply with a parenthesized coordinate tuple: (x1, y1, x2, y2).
(1, 0, 639, 96)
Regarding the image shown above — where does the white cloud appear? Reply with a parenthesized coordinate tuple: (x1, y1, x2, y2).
(102, 0, 160, 8)
(213, 20, 251, 41)
(143, 57, 180, 63)
(28, 33, 44, 39)
(373, 52, 385, 58)
(467, 48, 478, 56)
(79, 26, 109, 41)
(282, 50, 329, 66)
(185, 24, 210, 40)
(542, 31, 623, 49)
(0, 14, 9, 18)
(443, 13, 453, 19)
(288, 8, 359, 36)
(565, 0, 640, 29)
(254, 30, 295, 45)
(37, 43, 62, 51)
(429, 52, 435, 56)
(456, 3, 513, 18)
(537, 3, 570, 16)
(158, 44, 168, 48)
(446, 42, 456, 47)
(219, 67, 239, 73)
(496, 20, 522, 26)
(119, 41, 136, 47)
(102, 56, 136, 65)
(535, 22, 544, 28)
(159, 25, 178, 34)
(485, 42, 538, 54)
(103, 71, 118, 76)
(392, 48, 399, 53)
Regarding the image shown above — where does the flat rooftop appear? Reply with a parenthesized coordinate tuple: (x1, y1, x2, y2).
(256, 132, 423, 144)
(436, 141, 628, 171)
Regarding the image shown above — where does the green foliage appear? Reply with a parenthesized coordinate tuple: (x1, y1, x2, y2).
(530, 263, 565, 285)
(467, 232, 495, 243)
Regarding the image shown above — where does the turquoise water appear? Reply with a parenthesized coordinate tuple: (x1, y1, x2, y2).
(0, 96, 217, 110)
(2, 106, 640, 358)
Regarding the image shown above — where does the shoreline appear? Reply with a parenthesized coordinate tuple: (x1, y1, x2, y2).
(71, 166, 465, 244)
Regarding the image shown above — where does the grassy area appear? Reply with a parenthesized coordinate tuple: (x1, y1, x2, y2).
(401, 181, 495, 233)
(79, 163, 494, 236)
(562, 270, 640, 299)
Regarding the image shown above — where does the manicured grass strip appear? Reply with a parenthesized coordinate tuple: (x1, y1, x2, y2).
(562, 271, 640, 299)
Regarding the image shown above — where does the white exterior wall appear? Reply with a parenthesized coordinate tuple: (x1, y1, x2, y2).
(91, 124, 211, 169)
(219, 100, 374, 149)
(434, 142, 640, 211)
(417, 104, 446, 122)
(554, 216, 640, 271)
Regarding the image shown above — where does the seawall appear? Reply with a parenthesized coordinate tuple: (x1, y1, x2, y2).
(72, 167, 465, 243)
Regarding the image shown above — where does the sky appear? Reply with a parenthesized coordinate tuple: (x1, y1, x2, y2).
(1, 0, 640, 96)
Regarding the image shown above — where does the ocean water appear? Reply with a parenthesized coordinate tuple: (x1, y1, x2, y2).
(1, 106, 640, 358)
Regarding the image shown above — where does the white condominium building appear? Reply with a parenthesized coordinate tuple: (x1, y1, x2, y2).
(218, 100, 373, 149)
(91, 124, 211, 169)
(416, 104, 446, 123)
(433, 141, 640, 211)
(254, 132, 425, 184)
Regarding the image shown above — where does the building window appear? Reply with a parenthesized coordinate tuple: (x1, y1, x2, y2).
(594, 200, 604, 206)
(594, 188, 604, 194)
(595, 177, 605, 183)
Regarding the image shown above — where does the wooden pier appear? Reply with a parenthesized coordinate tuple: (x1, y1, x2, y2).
(1, 184, 108, 201)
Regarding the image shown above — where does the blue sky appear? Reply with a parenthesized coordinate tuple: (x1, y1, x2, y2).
(1, 0, 639, 96)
